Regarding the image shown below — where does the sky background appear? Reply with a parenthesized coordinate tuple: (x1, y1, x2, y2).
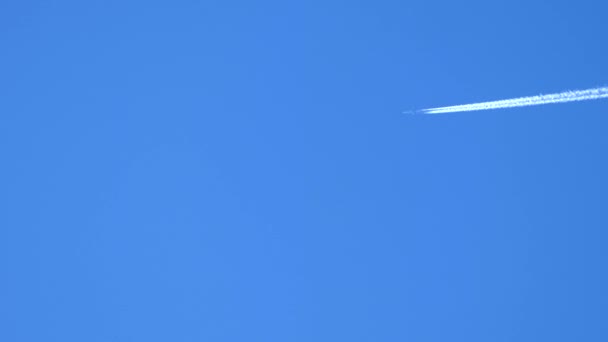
(2, 1, 608, 341)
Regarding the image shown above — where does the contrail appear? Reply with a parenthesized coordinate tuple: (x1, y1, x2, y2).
(420, 86, 608, 114)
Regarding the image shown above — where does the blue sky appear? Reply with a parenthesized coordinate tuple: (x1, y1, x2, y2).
(2, 1, 608, 341)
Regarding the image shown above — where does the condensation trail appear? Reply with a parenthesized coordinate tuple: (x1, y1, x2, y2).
(420, 86, 608, 114)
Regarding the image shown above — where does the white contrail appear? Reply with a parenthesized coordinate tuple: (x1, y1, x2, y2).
(420, 86, 608, 114)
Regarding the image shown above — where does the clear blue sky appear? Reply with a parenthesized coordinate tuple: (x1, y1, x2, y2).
(2, 1, 608, 341)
